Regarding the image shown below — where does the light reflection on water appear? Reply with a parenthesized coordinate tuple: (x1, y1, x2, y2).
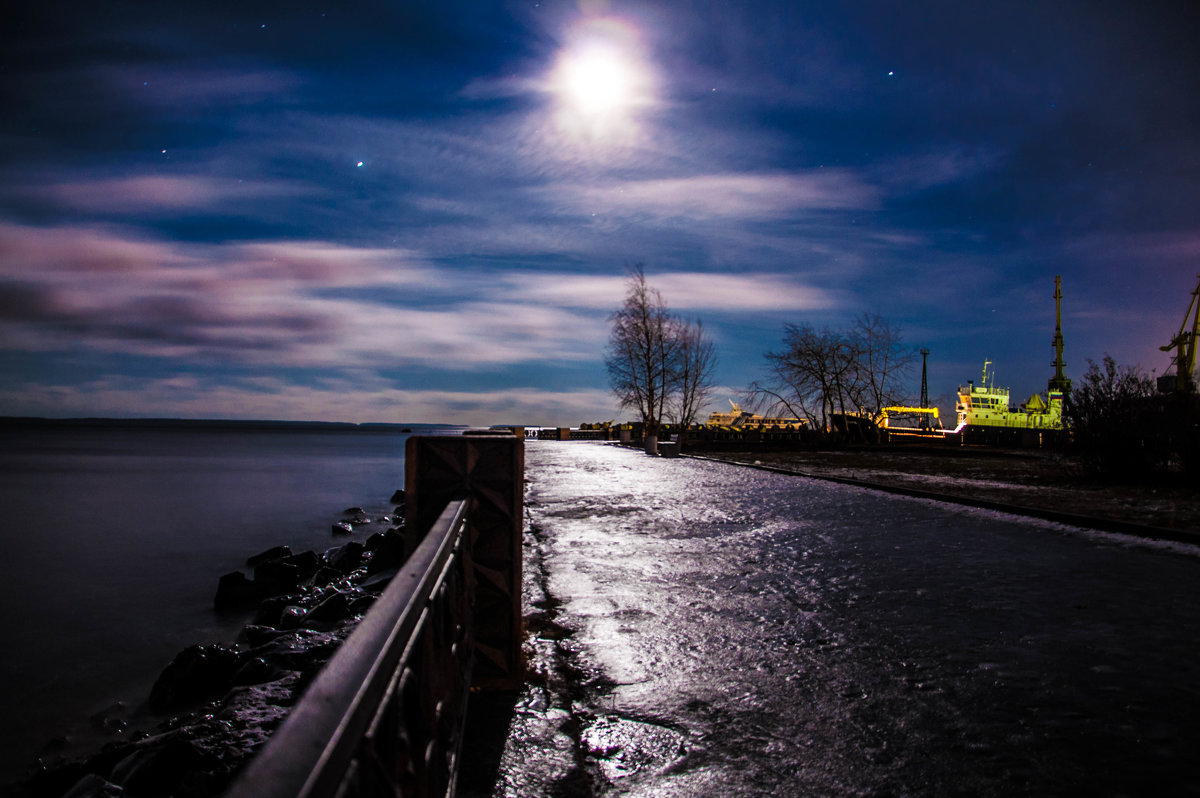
(0, 424, 453, 783)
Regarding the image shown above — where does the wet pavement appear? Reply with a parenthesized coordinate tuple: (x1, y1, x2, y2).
(461, 442, 1200, 797)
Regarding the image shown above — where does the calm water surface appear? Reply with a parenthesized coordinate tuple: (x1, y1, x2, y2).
(0, 423, 459, 783)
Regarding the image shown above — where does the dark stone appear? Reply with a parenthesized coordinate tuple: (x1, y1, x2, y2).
(390, 489, 406, 504)
(253, 560, 301, 595)
(325, 541, 364, 573)
(331, 521, 354, 535)
(61, 773, 124, 798)
(148, 644, 242, 713)
(236, 624, 289, 647)
(305, 590, 352, 624)
(252, 594, 304, 628)
(231, 655, 282, 686)
(309, 565, 342, 587)
(343, 506, 366, 516)
(282, 550, 321, 582)
(277, 605, 308, 630)
(248, 629, 345, 674)
(393, 506, 406, 519)
(109, 737, 216, 796)
(366, 530, 408, 573)
(245, 545, 292, 569)
(214, 571, 265, 611)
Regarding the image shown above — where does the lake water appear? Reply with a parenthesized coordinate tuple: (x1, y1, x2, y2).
(0, 422, 462, 784)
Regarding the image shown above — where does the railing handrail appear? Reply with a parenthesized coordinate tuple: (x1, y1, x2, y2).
(226, 496, 471, 798)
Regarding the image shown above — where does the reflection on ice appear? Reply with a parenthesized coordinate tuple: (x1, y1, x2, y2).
(488, 441, 1200, 797)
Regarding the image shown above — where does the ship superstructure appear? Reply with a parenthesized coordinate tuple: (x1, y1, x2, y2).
(952, 276, 1069, 440)
(953, 359, 1064, 434)
(705, 400, 804, 429)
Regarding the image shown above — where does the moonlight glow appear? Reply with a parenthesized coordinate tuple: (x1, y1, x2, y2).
(549, 16, 655, 143)
(560, 44, 634, 115)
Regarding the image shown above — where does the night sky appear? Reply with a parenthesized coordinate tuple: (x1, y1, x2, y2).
(2, 1, 1198, 425)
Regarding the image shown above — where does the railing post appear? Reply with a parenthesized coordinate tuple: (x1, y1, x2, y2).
(406, 431, 524, 689)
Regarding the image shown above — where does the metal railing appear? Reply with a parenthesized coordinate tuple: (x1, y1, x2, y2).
(226, 496, 474, 798)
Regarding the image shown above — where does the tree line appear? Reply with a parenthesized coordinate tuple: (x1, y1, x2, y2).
(604, 267, 1197, 479)
(604, 266, 912, 445)
(748, 315, 913, 432)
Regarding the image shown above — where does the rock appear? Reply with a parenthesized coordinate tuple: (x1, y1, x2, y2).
(390, 489, 406, 504)
(331, 521, 354, 535)
(282, 550, 321, 583)
(89, 701, 129, 735)
(214, 571, 265, 611)
(253, 560, 301, 595)
(252, 595, 304, 628)
(325, 541, 364, 573)
(305, 590, 352, 624)
(343, 506, 366, 516)
(62, 773, 125, 798)
(245, 545, 292, 569)
(348, 594, 377, 615)
(231, 656, 282, 687)
(109, 737, 215, 797)
(277, 605, 308, 630)
(366, 530, 408, 573)
(309, 565, 342, 587)
(247, 629, 347, 675)
(236, 624, 289, 647)
(148, 644, 242, 713)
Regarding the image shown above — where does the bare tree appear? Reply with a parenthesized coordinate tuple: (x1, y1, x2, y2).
(668, 318, 718, 429)
(750, 316, 914, 437)
(606, 266, 720, 449)
(854, 313, 915, 414)
(751, 323, 847, 431)
(605, 265, 674, 448)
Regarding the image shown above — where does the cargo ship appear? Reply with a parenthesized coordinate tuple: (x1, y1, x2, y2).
(953, 359, 1064, 434)
(952, 276, 1072, 445)
(705, 401, 804, 429)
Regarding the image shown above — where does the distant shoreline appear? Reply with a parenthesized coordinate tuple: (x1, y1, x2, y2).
(0, 417, 465, 432)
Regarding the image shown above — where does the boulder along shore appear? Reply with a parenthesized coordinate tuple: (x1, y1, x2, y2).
(13, 490, 411, 798)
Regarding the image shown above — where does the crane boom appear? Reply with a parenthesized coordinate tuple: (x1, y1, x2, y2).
(1159, 274, 1200, 393)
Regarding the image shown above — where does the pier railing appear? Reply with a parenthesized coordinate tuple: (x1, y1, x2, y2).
(226, 432, 524, 798)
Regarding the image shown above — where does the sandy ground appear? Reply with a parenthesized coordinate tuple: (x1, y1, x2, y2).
(697, 446, 1200, 535)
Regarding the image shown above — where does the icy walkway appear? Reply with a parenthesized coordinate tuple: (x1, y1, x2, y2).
(462, 442, 1200, 797)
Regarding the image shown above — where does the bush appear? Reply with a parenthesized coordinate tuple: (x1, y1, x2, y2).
(1066, 356, 1200, 481)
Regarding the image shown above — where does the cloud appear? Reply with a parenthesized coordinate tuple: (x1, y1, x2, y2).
(550, 171, 880, 220)
(496, 271, 833, 312)
(873, 148, 1006, 193)
(20, 175, 310, 214)
(0, 221, 612, 369)
(0, 374, 620, 426)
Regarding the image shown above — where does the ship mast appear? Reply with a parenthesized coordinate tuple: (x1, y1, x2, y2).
(919, 348, 930, 429)
(1048, 275, 1071, 394)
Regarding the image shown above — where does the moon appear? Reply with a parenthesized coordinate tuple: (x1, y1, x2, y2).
(559, 44, 634, 116)
(549, 16, 654, 140)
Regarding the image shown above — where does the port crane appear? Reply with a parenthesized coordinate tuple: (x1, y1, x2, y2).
(1159, 274, 1200, 393)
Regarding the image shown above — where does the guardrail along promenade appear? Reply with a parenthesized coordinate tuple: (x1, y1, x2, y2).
(226, 432, 523, 798)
